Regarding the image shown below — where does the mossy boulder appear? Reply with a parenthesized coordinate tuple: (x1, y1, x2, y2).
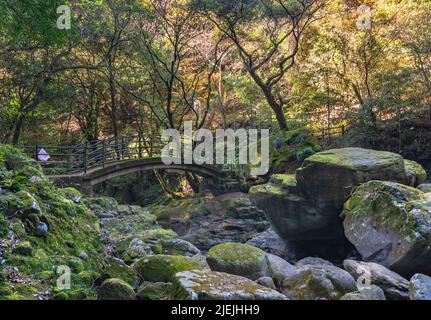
(294, 148, 411, 238)
(137, 282, 172, 300)
(343, 181, 431, 276)
(3, 190, 41, 218)
(98, 278, 136, 300)
(404, 160, 427, 187)
(101, 256, 139, 287)
(282, 265, 357, 300)
(340, 285, 386, 300)
(343, 260, 409, 300)
(83, 197, 118, 212)
(159, 239, 200, 257)
(133, 255, 206, 283)
(409, 274, 431, 300)
(0, 145, 42, 172)
(12, 241, 33, 256)
(206, 243, 270, 280)
(172, 270, 287, 300)
(418, 184, 431, 193)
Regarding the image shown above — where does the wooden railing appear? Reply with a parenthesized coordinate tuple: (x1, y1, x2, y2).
(18, 135, 164, 175)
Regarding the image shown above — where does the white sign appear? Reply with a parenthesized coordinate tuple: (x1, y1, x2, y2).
(38, 148, 50, 162)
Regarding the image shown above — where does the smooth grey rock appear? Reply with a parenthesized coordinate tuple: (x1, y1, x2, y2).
(296, 257, 334, 267)
(266, 253, 296, 279)
(409, 274, 431, 300)
(340, 285, 386, 300)
(282, 265, 357, 300)
(79, 251, 89, 260)
(173, 270, 287, 300)
(343, 181, 431, 276)
(418, 184, 431, 193)
(343, 260, 409, 300)
(256, 277, 276, 290)
(247, 229, 294, 260)
(160, 239, 201, 257)
(34, 223, 48, 237)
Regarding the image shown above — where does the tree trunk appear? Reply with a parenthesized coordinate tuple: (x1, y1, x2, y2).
(12, 114, 25, 145)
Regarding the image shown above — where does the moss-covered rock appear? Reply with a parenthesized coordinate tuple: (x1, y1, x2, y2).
(282, 265, 357, 300)
(133, 255, 206, 283)
(100, 256, 139, 287)
(159, 239, 200, 257)
(418, 184, 431, 193)
(3, 190, 41, 218)
(83, 197, 118, 212)
(404, 160, 427, 187)
(339, 285, 386, 300)
(206, 243, 269, 280)
(172, 270, 287, 300)
(12, 241, 33, 256)
(98, 278, 136, 300)
(137, 282, 172, 300)
(343, 181, 431, 276)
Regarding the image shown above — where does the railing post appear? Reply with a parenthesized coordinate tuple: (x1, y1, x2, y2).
(342, 125, 346, 136)
(102, 139, 106, 168)
(121, 137, 125, 160)
(35, 146, 39, 161)
(83, 142, 88, 174)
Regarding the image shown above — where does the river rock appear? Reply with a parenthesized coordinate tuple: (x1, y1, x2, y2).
(3, 191, 41, 218)
(137, 282, 173, 300)
(296, 257, 334, 267)
(256, 277, 276, 289)
(159, 239, 201, 257)
(172, 270, 287, 300)
(98, 278, 136, 300)
(404, 160, 427, 187)
(343, 260, 409, 300)
(246, 229, 294, 260)
(133, 254, 206, 283)
(282, 264, 357, 300)
(339, 285, 386, 300)
(409, 274, 431, 300)
(101, 256, 140, 287)
(343, 180, 431, 276)
(206, 243, 270, 280)
(418, 184, 431, 193)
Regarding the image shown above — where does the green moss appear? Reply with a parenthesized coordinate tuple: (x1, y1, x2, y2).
(133, 255, 206, 283)
(270, 174, 297, 189)
(344, 181, 425, 238)
(98, 278, 136, 300)
(83, 197, 118, 211)
(0, 214, 8, 238)
(12, 241, 33, 256)
(207, 242, 265, 265)
(249, 183, 286, 196)
(137, 282, 172, 300)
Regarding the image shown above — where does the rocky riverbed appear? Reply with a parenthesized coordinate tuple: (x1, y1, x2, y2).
(1, 145, 431, 300)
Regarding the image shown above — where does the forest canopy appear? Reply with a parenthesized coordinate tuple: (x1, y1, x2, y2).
(0, 0, 429, 162)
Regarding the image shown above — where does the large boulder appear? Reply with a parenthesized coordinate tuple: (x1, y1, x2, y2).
(249, 177, 326, 240)
(409, 274, 431, 300)
(172, 270, 287, 300)
(98, 278, 136, 300)
(133, 255, 206, 283)
(247, 229, 294, 260)
(137, 282, 173, 300)
(297, 148, 413, 207)
(339, 285, 386, 300)
(343, 181, 431, 276)
(282, 265, 357, 300)
(404, 160, 427, 187)
(206, 243, 270, 280)
(343, 260, 409, 300)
